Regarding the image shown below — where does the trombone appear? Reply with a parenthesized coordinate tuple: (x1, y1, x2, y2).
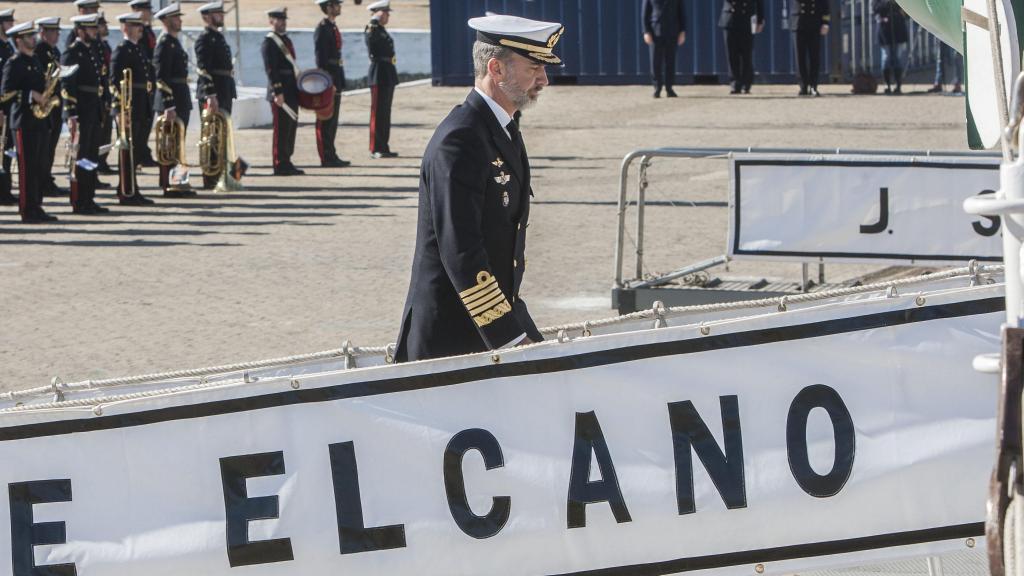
(114, 67, 135, 197)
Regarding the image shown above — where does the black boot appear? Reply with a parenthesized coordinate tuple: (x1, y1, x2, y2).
(883, 70, 892, 94)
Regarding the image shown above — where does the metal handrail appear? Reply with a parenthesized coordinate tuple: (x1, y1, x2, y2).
(613, 146, 1002, 289)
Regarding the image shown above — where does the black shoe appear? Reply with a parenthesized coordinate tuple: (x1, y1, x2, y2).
(653, 88, 661, 98)
(799, 85, 808, 96)
(884, 86, 892, 95)
(0, 193, 16, 205)
(90, 203, 110, 213)
(44, 186, 65, 198)
(927, 84, 943, 93)
(370, 151, 399, 159)
(893, 86, 902, 95)
(23, 211, 58, 223)
(729, 88, 741, 94)
(665, 88, 678, 98)
(811, 87, 821, 97)
(742, 87, 750, 94)
(98, 163, 117, 175)
(163, 188, 197, 198)
(139, 158, 159, 168)
(73, 205, 99, 215)
(322, 158, 351, 168)
(119, 194, 154, 205)
(273, 165, 303, 176)
(96, 179, 111, 189)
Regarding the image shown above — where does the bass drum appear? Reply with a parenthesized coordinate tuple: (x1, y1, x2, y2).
(297, 68, 337, 121)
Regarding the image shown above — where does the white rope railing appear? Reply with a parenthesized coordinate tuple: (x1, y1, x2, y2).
(1, 263, 1001, 410)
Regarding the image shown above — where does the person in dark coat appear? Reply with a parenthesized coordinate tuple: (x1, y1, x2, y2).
(314, 0, 350, 168)
(873, 0, 909, 94)
(642, 0, 686, 98)
(34, 17, 65, 197)
(111, 11, 155, 205)
(97, 13, 116, 176)
(64, 0, 100, 49)
(194, 0, 240, 189)
(128, 0, 158, 167)
(718, 0, 764, 94)
(0, 8, 17, 206)
(62, 14, 109, 214)
(394, 13, 563, 363)
(153, 3, 195, 196)
(262, 7, 302, 176)
(2, 22, 56, 223)
(791, 0, 830, 96)
(365, 0, 398, 158)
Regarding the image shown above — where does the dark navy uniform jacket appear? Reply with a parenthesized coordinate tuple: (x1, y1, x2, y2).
(111, 40, 151, 122)
(791, 0, 831, 29)
(718, 0, 765, 28)
(642, 0, 686, 39)
(154, 32, 192, 114)
(34, 41, 60, 77)
(0, 39, 13, 119)
(1, 52, 47, 130)
(61, 39, 102, 123)
(314, 18, 345, 90)
(365, 18, 396, 87)
(261, 32, 298, 108)
(395, 89, 543, 363)
(194, 26, 236, 104)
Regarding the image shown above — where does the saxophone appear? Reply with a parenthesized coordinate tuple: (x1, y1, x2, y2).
(31, 62, 62, 120)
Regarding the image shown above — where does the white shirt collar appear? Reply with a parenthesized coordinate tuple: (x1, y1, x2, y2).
(474, 87, 513, 140)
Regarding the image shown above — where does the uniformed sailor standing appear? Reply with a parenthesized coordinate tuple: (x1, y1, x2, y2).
(65, 0, 101, 49)
(261, 7, 303, 176)
(128, 0, 158, 167)
(791, 0, 830, 96)
(365, 0, 398, 158)
(2, 22, 57, 222)
(394, 14, 561, 362)
(97, 12, 116, 175)
(0, 8, 18, 206)
(718, 0, 764, 94)
(194, 0, 239, 189)
(35, 17, 65, 197)
(314, 0, 351, 168)
(111, 12, 155, 204)
(154, 3, 194, 196)
(641, 0, 687, 99)
(62, 14, 109, 214)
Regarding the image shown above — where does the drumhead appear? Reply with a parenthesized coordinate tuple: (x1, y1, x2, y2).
(298, 69, 332, 95)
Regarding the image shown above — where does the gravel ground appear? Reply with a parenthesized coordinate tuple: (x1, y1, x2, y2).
(0, 81, 973, 391)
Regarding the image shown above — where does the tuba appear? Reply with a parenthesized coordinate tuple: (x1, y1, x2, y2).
(197, 106, 244, 193)
(31, 62, 62, 120)
(155, 113, 193, 192)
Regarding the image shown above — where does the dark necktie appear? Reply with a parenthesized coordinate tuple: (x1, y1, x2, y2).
(505, 118, 521, 150)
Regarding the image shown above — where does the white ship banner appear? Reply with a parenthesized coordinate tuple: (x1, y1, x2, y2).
(0, 285, 1003, 576)
(728, 155, 1001, 264)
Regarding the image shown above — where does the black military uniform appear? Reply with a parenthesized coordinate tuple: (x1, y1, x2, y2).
(395, 14, 565, 362)
(792, 0, 830, 95)
(0, 19, 16, 206)
(642, 0, 686, 98)
(261, 21, 300, 175)
(154, 27, 193, 194)
(139, 19, 158, 166)
(97, 21, 115, 174)
(111, 27, 154, 204)
(314, 2, 348, 167)
(718, 0, 764, 94)
(62, 19, 106, 214)
(194, 17, 237, 188)
(2, 27, 55, 222)
(365, 9, 397, 157)
(34, 31, 63, 195)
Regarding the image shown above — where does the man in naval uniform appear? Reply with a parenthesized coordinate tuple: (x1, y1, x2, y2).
(718, 0, 764, 94)
(2, 22, 57, 222)
(62, 13, 109, 214)
(97, 12, 116, 176)
(314, 0, 351, 168)
(35, 17, 66, 197)
(394, 14, 563, 362)
(154, 3, 194, 196)
(791, 0, 830, 96)
(0, 8, 17, 206)
(641, 0, 686, 98)
(261, 7, 303, 176)
(194, 0, 240, 189)
(111, 11, 155, 204)
(365, 0, 397, 158)
(128, 0, 158, 167)
(65, 0, 100, 49)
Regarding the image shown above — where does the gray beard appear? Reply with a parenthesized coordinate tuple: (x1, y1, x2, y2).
(498, 80, 534, 111)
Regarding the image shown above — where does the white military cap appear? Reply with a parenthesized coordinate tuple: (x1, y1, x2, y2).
(468, 14, 564, 65)
(74, 0, 101, 9)
(266, 6, 287, 19)
(366, 0, 391, 12)
(198, 1, 224, 14)
(116, 11, 144, 24)
(155, 3, 181, 19)
(35, 17, 61, 30)
(7, 22, 35, 38)
(0, 9, 14, 22)
(316, 0, 342, 5)
(127, 0, 152, 9)
(71, 14, 100, 27)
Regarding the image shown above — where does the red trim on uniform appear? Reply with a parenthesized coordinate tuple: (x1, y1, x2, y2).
(159, 164, 169, 192)
(369, 85, 378, 153)
(272, 104, 280, 168)
(15, 129, 26, 217)
(316, 116, 325, 162)
(70, 180, 79, 207)
(119, 148, 131, 199)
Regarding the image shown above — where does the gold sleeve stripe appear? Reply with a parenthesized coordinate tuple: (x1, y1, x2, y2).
(463, 285, 502, 308)
(157, 80, 173, 94)
(473, 301, 512, 328)
(60, 89, 78, 104)
(197, 68, 213, 80)
(459, 272, 498, 300)
(468, 292, 508, 317)
(0, 91, 16, 103)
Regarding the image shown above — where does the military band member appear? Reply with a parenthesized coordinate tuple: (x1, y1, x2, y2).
(0, 8, 17, 206)
(35, 17, 65, 197)
(792, 0, 830, 96)
(718, 0, 764, 94)
(97, 12, 116, 175)
(129, 0, 158, 167)
(2, 22, 57, 222)
(394, 14, 561, 362)
(365, 0, 397, 158)
(65, 0, 100, 49)
(111, 12, 154, 205)
(261, 7, 303, 176)
(642, 0, 687, 98)
(314, 0, 350, 168)
(154, 3, 194, 196)
(62, 14, 108, 214)
(194, 0, 239, 189)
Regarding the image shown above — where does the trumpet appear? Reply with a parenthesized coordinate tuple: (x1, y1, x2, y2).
(114, 68, 135, 197)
